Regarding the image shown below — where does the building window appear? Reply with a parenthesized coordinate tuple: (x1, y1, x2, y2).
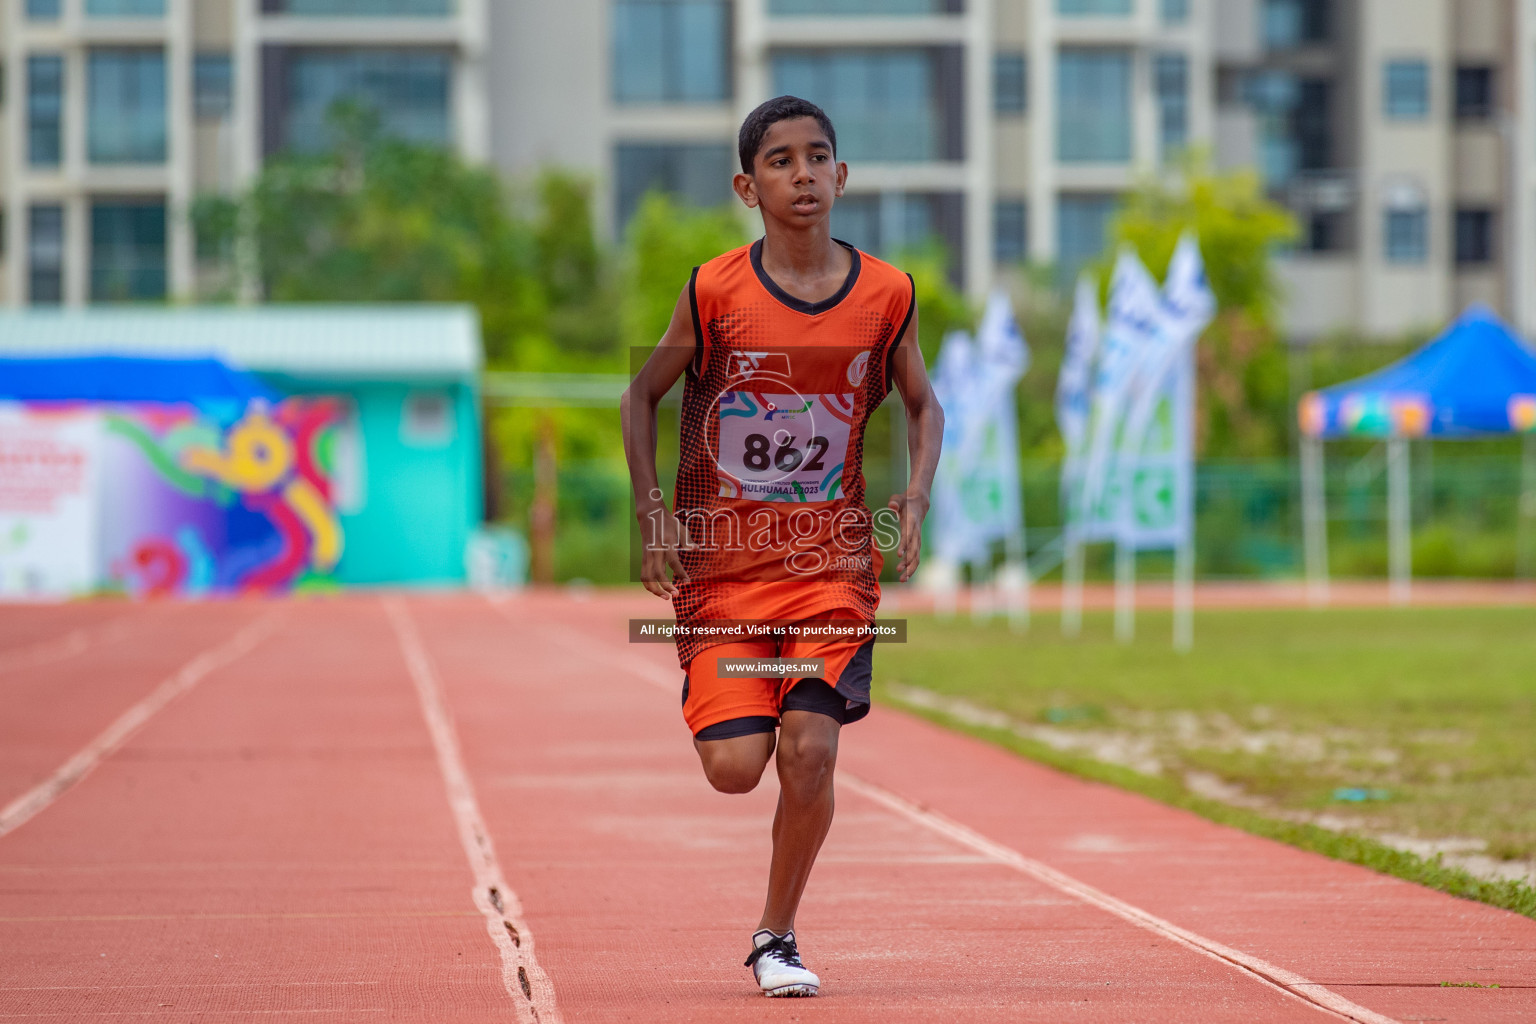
(1057, 49, 1131, 163)
(1384, 207, 1427, 264)
(401, 391, 455, 447)
(27, 56, 64, 168)
(29, 205, 65, 306)
(194, 54, 233, 119)
(91, 200, 167, 301)
(613, 143, 735, 229)
(1246, 71, 1330, 185)
(1262, 0, 1327, 50)
(1160, 0, 1190, 24)
(275, 49, 451, 155)
(769, 0, 958, 12)
(1454, 209, 1494, 264)
(26, 0, 61, 19)
(1246, 72, 1297, 182)
(88, 49, 168, 164)
(1057, 194, 1117, 283)
(772, 48, 962, 162)
(1305, 212, 1343, 253)
(1155, 53, 1189, 157)
(1454, 66, 1494, 120)
(263, 0, 454, 12)
(1057, 0, 1131, 14)
(86, 0, 166, 15)
(612, 1, 730, 104)
(831, 191, 965, 282)
(1384, 60, 1429, 119)
(994, 199, 1027, 264)
(1293, 79, 1331, 170)
(994, 53, 1026, 115)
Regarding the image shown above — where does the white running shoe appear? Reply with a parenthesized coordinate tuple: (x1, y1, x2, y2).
(745, 929, 820, 997)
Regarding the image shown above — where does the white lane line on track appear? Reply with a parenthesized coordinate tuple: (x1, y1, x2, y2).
(0, 612, 280, 841)
(383, 599, 563, 1024)
(836, 774, 1398, 1024)
(499, 599, 1399, 1024)
(0, 617, 136, 678)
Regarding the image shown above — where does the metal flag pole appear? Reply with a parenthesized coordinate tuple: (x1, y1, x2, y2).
(970, 556, 993, 625)
(1173, 541, 1193, 652)
(1113, 540, 1135, 643)
(1114, 417, 1138, 645)
(1173, 352, 1196, 652)
(1386, 435, 1412, 605)
(1300, 433, 1330, 606)
(1062, 531, 1084, 637)
(1518, 433, 1536, 579)
(1002, 526, 1030, 633)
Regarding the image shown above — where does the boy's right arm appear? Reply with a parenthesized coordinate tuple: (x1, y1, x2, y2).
(620, 286, 697, 599)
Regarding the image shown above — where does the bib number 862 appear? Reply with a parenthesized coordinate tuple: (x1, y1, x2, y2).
(743, 433, 829, 473)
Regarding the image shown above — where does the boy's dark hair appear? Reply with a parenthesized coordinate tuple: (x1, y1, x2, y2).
(737, 96, 837, 173)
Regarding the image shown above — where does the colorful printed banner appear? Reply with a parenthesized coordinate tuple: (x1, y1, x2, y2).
(102, 398, 345, 596)
(0, 397, 345, 598)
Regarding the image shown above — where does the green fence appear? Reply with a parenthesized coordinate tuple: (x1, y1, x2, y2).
(500, 447, 1536, 584)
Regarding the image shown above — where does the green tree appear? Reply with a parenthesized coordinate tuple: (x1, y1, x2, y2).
(528, 170, 618, 365)
(192, 109, 550, 367)
(619, 191, 747, 357)
(192, 111, 639, 545)
(1093, 152, 1301, 457)
(890, 241, 974, 364)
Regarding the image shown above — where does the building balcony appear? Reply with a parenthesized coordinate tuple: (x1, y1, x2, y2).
(760, 15, 969, 46)
(1281, 168, 1356, 215)
(253, 14, 466, 44)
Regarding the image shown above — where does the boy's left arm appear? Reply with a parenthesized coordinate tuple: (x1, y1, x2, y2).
(886, 304, 944, 584)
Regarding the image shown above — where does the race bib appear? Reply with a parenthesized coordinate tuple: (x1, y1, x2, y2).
(715, 392, 853, 502)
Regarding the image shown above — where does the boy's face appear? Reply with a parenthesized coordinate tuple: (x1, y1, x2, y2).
(734, 117, 847, 226)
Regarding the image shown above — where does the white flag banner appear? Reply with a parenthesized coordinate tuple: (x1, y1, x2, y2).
(1117, 234, 1214, 445)
(1076, 249, 1165, 540)
(931, 330, 984, 564)
(1057, 274, 1100, 533)
(930, 291, 1030, 566)
(969, 290, 1028, 549)
(1163, 231, 1218, 342)
(1115, 233, 1214, 549)
(1056, 274, 1100, 458)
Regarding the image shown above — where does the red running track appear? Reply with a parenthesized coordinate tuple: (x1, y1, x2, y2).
(0, 593, 1531, 1022)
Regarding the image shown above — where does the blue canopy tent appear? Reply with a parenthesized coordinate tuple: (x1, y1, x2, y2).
(1296, 306, 1536, 602)
(0, 354, 279, 409)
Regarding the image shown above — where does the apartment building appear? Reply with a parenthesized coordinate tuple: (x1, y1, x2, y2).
(497, 0, 1206, 303)
(5, 0, 1536, 341)
(1215, 0, 1536, 337)
(499, 0, 1536, 337)
(0, 0, 488, 306)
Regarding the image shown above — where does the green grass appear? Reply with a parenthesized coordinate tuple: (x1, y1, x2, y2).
(879, 606, 1536, 919)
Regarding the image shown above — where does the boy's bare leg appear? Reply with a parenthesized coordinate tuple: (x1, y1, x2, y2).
(695, 731, 777, 794)
(758, 710, 840, 934)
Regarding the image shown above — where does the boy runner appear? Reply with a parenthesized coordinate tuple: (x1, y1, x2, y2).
(620, 95, 944, 998)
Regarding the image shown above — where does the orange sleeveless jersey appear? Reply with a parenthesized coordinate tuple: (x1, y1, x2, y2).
(668, 238, 915, 670)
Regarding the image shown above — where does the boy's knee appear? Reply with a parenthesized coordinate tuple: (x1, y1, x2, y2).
(703, 759, 767, 794)
(694, 730, 775, 794)
(697, 742, 772, 794)
(778, 730, 837, 789)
